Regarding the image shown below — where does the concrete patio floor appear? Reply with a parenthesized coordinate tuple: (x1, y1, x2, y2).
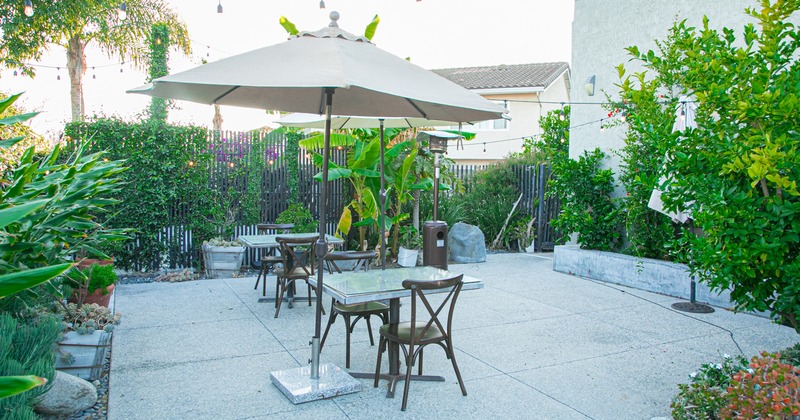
(108, 253, 798, 419)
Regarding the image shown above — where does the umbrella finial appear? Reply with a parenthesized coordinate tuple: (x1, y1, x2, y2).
(329, 11, 340, 27)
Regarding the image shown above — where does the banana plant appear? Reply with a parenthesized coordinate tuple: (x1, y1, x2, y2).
(384, 141, 435, 256)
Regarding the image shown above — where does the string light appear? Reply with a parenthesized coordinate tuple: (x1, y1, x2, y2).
(23, 0, 33, 17)
(559, 102, 566, 121)
(56, 67, 61, 80)
(217, 0, 223, 13)
(229, 162, 234, 168)
(620, 110, 627, 123)
(188, 160, 194, 167)
(118, 3, 127, 20)
(319, 1, 325, 9)
(268, 159, 274, 165)
(92, 67, 96, 79)
(336, 145, 343, 150)
(600, 118, 606, 132)
(482, 143, 486, 154)
(13, 70, 17, 76)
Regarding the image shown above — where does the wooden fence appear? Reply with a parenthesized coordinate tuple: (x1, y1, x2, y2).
(147, 130, 557, 269)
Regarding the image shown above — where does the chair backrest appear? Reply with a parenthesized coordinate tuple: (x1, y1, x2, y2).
(325, 250, 376, 273)
(257, 223, 295, 234)
(276, 235, 317, 278)
(401, 274, 464, 343)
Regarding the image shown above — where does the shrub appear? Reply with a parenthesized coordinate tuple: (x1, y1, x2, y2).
(548, 148, 622, 251)
(720, 352, 800, 419)
(0, 313, 60, 417)
(276, 203, 318, 234)
(671, 354, 750, 420)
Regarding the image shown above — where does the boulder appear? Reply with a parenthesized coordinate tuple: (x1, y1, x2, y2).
(448, 222, 487, 263)
(36, 371, 97, 416)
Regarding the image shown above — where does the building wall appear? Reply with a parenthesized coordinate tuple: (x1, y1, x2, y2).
(445, 72, 570, 164)
(569, 0, 759, 196)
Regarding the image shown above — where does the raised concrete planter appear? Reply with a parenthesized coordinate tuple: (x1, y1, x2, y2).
(553, 245, 732, 308)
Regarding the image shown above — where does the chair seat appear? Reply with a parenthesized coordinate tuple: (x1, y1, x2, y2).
(325, 250, 376, 261)
(333, 301, 388, 315)
(380, 321, 444, 342)
(260, 255, 282, 262)
(274, 267, 311, 278)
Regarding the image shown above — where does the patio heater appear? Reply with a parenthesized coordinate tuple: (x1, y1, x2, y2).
(417, 131, 460, 269)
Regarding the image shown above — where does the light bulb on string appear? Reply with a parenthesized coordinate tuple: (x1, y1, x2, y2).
(268, 159, 274, 165)
(217, 0, 223, 13)
(206, 46, 210, 57)
(56, 67, 61, 80)
(92, 67, 96, 79)
(23, 0, 33, 16)
(483, 143, 486, 154)
(118, 3, 127, 20)
(680, 102, 686, 121)
(229, 162, 234, 168)
(559, 102, 566, 121)
(319, 1, 325, 9)
(620, 110, 627, 123)
(13, 70, 17, 76)
(600, 118, 605, 132)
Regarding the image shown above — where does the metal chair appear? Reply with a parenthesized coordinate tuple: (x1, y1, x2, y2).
(374, 274, 466, 411)
(253, 223, 294, 296)
(273, 235, 317, 318)
(319, 250, 388, 368)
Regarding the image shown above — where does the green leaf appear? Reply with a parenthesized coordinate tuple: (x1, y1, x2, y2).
(279, 16, 299, 35)
(0, 263, 72, 299)
(0, 199, 49, 229)
(0, 375, 47, 399)
(0, 136, 26, 149)
(364, 15, 380, 40)
(0, 112, 39, 127)
(299, 133, 356, 150)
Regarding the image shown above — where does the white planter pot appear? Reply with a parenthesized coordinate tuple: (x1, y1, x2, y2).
(202, 245, 246, 278)
(54, 330, 111, 381)
(397, 247, 419, 268)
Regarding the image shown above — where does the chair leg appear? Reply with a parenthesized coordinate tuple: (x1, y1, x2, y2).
(365, 316, 375, 346)
(274, 282, 286, 318)
(401, 344, 415, 411)
(418, 349, 423, 375)
(447, 340, 467, 396)
(319, 303, 337, 352)
(374, 338, 385, 388)
(254, 267, 261, 290)
(306, 282, 312, 307)
(344, 314, 352, 369)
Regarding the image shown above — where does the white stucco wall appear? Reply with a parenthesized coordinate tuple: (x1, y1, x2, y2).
(570, 0, 767, 196)
(445, 72, 570, 164)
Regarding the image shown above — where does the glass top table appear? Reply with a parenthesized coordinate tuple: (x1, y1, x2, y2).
(238, 233, 343, 249)
(309, 266, 483, 398)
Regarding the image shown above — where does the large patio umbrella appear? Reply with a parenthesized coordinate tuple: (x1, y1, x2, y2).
(276, 112, 474, 270)
(128, 12, 506, 402)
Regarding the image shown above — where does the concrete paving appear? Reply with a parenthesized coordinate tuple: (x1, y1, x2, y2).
(108, 253, 798, 419)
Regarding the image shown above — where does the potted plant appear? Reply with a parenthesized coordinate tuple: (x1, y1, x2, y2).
(276, 203, 318, 233)
(397, 226, 422, 267)
(47, 302, 121, 381)
(64, 263, 118, 308)
(202, 237, 247, 278)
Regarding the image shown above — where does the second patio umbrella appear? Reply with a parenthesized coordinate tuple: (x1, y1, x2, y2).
(276, 113, 473, 270)
(128, 12, 506, 401)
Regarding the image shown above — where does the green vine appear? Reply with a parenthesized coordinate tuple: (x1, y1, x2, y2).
(148, 23, 170, 123)
(284, 129, 301, 205)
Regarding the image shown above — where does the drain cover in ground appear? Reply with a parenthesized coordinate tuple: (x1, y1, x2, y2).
(671, 302, 715, 313)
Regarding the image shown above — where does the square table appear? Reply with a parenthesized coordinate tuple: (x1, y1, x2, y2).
(238, 233, 344, 304)
(308, 266, 483, 398)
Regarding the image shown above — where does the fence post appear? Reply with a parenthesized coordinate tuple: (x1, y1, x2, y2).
(536, 163, 547, 252)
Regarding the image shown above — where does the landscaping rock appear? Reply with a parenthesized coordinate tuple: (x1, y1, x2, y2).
(448, 222, 486, 263)
(36, 371, 97, 416)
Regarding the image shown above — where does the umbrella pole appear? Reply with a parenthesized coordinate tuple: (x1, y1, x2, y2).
(311, 88, 334, 379)
(379, 119, 387, 270)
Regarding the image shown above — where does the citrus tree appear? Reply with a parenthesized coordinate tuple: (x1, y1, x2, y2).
(623, 0, 800, 329)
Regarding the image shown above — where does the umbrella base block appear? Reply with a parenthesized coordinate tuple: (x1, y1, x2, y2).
(270, 363, 361, 404)
(671, 301, 715, 314)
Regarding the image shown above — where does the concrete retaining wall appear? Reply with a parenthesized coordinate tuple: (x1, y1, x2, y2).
(553, 245, 732, 308)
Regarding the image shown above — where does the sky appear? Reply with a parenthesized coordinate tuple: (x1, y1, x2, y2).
(0, 0, 574, 138)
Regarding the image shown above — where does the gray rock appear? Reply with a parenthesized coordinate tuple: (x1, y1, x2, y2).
(448, 222, 486, 263)
(35, 371, 97, 416)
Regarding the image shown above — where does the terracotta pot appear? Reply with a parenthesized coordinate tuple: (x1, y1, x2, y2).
(78, 284, 115, 308)
(77, 258, 114, 270)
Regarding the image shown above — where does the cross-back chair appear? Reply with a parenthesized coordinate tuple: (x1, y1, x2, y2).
(374, 274, 466, 411)
(319, 250, 388, 368)
(253, 223, 294, 296)
(273, 235, 317, 318)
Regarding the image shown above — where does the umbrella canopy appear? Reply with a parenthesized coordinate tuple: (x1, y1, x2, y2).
(128, 11, 505, 392)
(128, 17, 505, 122)
(648, 96, 696, 223)
(275, 112, 472, 130)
